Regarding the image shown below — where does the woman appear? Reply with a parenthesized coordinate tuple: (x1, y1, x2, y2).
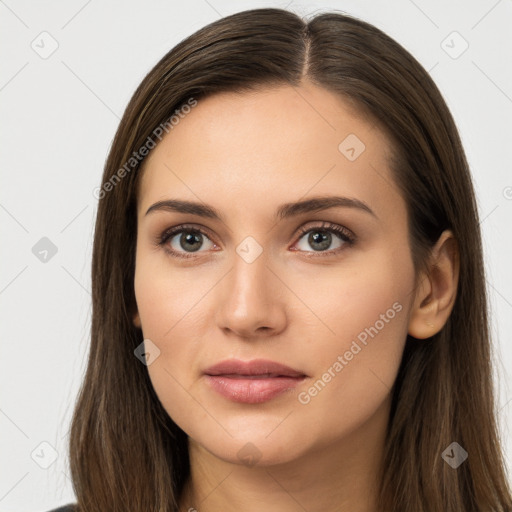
(50, 7, 512, 512)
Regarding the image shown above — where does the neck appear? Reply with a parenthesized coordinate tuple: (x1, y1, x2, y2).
(178, 395, 390, 512)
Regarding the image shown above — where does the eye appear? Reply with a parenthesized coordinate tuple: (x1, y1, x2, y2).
(158, 224, 217, 259)
(157, 221, 356, 260)
(292, 222, 355, 256)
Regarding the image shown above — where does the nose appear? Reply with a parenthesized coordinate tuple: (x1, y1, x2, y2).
(215, 248, 288, 340)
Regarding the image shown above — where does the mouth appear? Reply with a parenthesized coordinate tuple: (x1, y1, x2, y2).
(216, 373, 298, 379)
(203, 359, 307, 404)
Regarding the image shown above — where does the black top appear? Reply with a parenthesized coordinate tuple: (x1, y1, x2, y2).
(45, 505, 76, 512)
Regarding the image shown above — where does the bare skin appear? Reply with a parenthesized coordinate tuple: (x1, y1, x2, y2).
(132, 81, 459, 512)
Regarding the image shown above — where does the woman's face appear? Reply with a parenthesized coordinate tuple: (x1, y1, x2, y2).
(132, 82, 417, 466)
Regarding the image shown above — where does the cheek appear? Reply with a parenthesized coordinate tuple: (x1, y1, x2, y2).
(300, 283, 407, 396)
(136, 289, 208, 438)
(133, 250, 214, 343)
(290, 249, 411, 352)
(294, 250, 413, 433)
(134, 270, 204, 374)
(133, 256, 217, 431)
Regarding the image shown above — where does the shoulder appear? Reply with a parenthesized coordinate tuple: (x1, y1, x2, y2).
(44, 505, 76, 512)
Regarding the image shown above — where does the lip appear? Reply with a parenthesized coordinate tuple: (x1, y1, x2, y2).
(204, 358, 307, 404)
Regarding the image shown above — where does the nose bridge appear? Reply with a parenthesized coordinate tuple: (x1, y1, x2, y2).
(229, 236, 273, 308)
(215, 234, 286, 336)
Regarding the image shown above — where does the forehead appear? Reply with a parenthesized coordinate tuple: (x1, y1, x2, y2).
(137, 83, 402, 223)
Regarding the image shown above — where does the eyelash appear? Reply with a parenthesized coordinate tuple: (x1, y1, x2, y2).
(156, 222, 356, 260)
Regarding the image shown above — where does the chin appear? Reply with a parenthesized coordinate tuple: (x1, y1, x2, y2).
(213, 441, 298, 468)
(190, 426, 312, 469)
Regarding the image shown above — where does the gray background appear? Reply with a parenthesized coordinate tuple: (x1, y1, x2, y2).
(1, 0, 511, 510)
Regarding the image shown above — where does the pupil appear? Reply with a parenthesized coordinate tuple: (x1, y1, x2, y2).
(180, 232, 202, 252)
(309, 231, 331, 251)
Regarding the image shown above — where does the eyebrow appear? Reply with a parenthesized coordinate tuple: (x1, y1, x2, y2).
(145, 195, 377, 221)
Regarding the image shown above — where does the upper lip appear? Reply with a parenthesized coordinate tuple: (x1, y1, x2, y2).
(204, 358, 307, 378)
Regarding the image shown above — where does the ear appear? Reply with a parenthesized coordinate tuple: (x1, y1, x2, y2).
(133, 310, 142, 329)
(408, 229, 460, 339)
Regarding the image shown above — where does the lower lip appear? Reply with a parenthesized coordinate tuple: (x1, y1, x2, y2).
(204, 375, 306, 404)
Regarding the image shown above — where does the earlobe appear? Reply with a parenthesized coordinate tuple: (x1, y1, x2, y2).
(407, 230, 459, 340)
(133, 311, 142, 329)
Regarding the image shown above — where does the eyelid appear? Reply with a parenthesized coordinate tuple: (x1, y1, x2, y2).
(292, 221, 355, 243)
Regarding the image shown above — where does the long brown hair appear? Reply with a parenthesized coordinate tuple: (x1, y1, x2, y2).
(68, 7, 512, 511)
